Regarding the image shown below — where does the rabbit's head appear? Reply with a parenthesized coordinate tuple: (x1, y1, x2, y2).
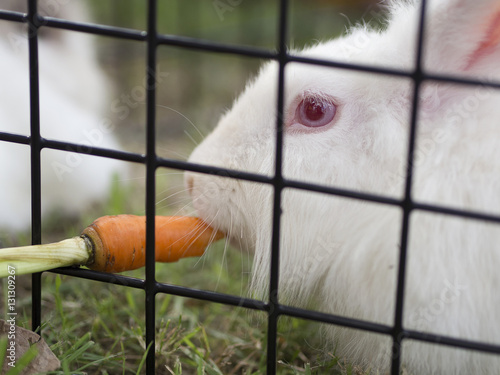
(187, 0, 498, 287)
(186, 0, 500, 297)
(186, 1, 500, 371)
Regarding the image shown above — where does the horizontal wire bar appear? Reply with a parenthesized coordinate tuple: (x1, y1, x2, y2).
(157, 157, 273, 184)
(51, 267, 267, 311)
(0, 10, 145, 40)
(278, 304, 392, 336)
(289, 55, 412, 79)
(155, 282, 268, 311)
(42, 16, 146, 41)
(279, 305, 500, 355)
(423, 72, 500, 90)
(0, 9, 25, 22)
(0, 132, 145, 164)
(288, 55, 500, 89)
(285, 180, 500, 224)
(405, 329, 500, 355)
(413, 202, 500, 224)
(156, 33, 276, 60)
(51, 267, 146, 289)
(42, 138, 146, 164)
(284, 178, 401, 207)
(0, 132, 30, 145)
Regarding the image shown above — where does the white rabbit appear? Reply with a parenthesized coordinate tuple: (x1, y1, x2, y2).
(186, 0, 500, 373)
(0, 1, 126, 232)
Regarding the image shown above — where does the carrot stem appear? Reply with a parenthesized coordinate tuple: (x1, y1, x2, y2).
(0, 238, 89, 278)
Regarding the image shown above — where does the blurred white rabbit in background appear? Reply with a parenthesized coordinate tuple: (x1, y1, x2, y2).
(0, 0, 126, 232)
(186, 0, 500, 373)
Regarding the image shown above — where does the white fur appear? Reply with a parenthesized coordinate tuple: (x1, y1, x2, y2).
(186, 0, 500, 373)
(0, 1, 126, 231)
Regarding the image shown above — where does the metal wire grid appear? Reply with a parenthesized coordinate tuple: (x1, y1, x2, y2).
(0, 0, 500, 374)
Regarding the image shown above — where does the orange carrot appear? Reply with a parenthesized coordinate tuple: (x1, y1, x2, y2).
(81, 215, 224, 273)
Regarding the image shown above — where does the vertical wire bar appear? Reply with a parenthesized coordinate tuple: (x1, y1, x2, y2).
(266, 0, 289, 373)
(145, 0, 158, 372)
(390, 1, 427, 373)
(27, 0, 43, 333)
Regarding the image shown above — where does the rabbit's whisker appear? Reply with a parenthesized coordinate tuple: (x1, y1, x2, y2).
(156, 104, 204, 138)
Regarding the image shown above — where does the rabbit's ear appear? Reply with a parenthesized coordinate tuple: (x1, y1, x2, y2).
(424, 0, 500, 74)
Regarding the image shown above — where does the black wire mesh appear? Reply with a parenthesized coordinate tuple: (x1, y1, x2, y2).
(0, 1, 500, 374)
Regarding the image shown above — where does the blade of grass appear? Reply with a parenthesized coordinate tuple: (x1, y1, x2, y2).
(75, 352, 123, 372)
(61, 332, 94, 364)
(158, 294, 172, 317)
(180, 327, 205, 359)
(200, 325, 212, 361)
(121, 340, 126, 375)
(0, 336, 7, 369)
(54, 275, 66, 328)
(136, 341, 153, 375)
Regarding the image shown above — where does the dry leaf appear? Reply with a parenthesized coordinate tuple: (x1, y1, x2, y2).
(0, 319, 60, 374)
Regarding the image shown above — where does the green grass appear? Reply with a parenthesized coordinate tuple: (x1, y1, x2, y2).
(30, 254, 352, 374)
(34, 250, 349, 374)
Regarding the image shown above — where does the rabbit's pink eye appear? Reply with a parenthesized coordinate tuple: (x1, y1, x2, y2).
(296, 97, 336, 128)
